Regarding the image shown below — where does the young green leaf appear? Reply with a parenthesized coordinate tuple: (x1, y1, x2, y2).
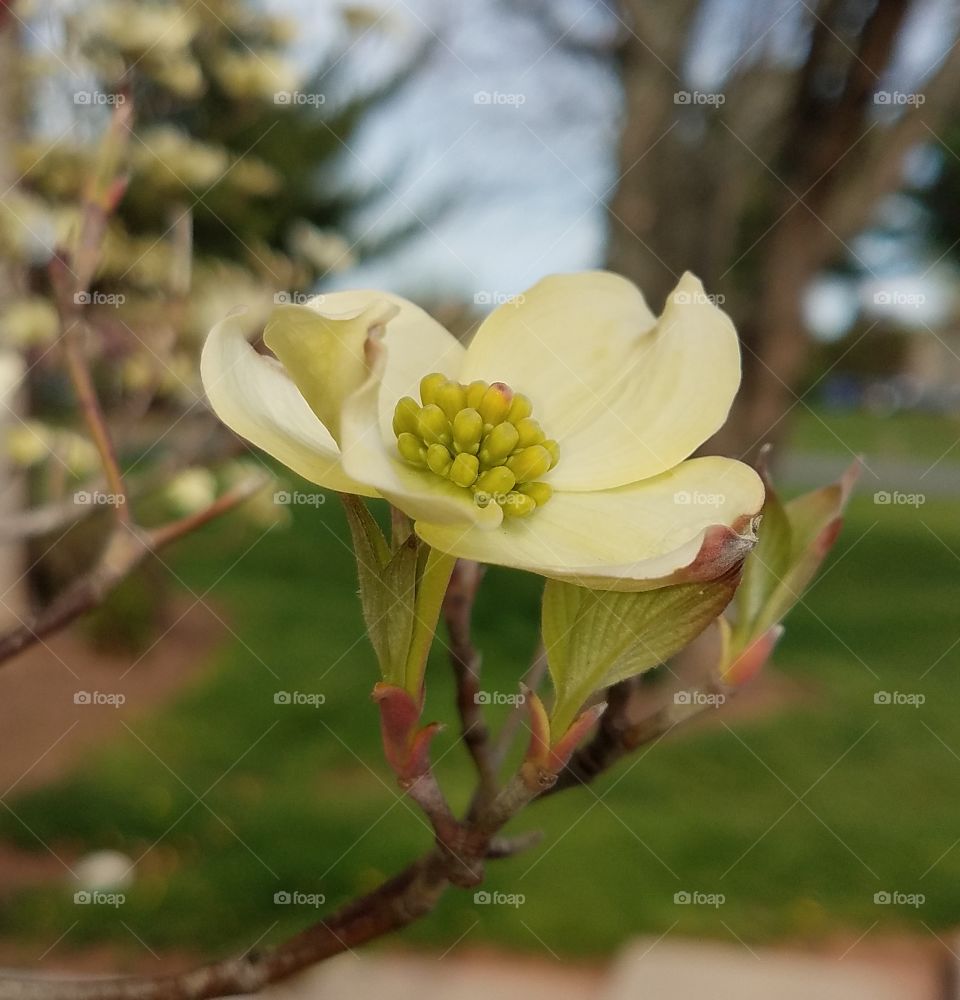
(543, 574, 740, 735)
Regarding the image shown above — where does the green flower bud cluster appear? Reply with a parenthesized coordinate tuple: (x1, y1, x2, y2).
(392, 372, 559, 518)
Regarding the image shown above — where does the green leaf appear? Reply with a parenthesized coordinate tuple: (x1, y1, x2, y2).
(341, 495, 417, 687)
(543, 575, 740, 736)
(731, 456, 858, 647)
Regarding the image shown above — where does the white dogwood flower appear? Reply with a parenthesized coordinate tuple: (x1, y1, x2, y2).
(201, 271, 763, 590)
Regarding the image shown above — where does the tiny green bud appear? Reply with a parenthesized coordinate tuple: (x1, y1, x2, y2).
(452, 408, 484, 454)
(515, 417, 545, 448)
(502, 492, 537, 518)
(435, 381, 467, 420)
(392, 396, 421, 437)
(518, 481, 553, 506)
(419, 372, 448, 406)
(418, 404, 451, 446)
(466, 379, 488, 409)
(449, 452, 480, 488)
(506, 445, 552, 482)
(397, 432, 427, 465)
(478, 382, 513, 425)
(475, 466, 516, 495)
(426, 443, 453, 476)
(507, 393, 533, 422)
(479, 421, 520, 466)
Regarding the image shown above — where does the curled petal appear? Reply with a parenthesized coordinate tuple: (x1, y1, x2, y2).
(200, 310, 376, 495)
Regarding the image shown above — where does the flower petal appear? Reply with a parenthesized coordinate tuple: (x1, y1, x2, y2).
(200, 310, 376, 495)
(460, 271, 742, 491)
(339, 337, 503, 528)
(415, 456, 764, 590)
(263, 300, 398, 444)
(275, 290, 465, 446)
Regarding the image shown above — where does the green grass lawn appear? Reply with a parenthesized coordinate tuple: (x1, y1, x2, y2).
(1, 440, 959, 962)
(792, 406, 960, 463)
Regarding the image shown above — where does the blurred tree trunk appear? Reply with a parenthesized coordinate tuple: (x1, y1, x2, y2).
(608, 0, 960, 459)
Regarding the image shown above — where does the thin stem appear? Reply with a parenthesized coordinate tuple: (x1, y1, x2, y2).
(443, 559, 498, 804)
(60, 321, 129, 520)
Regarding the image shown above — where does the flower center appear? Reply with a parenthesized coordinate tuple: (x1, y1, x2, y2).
(392, 373, 559, 518)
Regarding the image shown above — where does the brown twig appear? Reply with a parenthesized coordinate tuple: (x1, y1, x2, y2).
(442, 559, 498, 805)
(0, 475, 269, 666)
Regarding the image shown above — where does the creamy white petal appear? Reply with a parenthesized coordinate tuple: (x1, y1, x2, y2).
(200, 310, 376, 495)
(461, 271, 742, 491)
(338, 339, 504, 528)
(300, 290, 465, 445)
(415, 456, 764, 590)
(461, 270, 655, 440)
